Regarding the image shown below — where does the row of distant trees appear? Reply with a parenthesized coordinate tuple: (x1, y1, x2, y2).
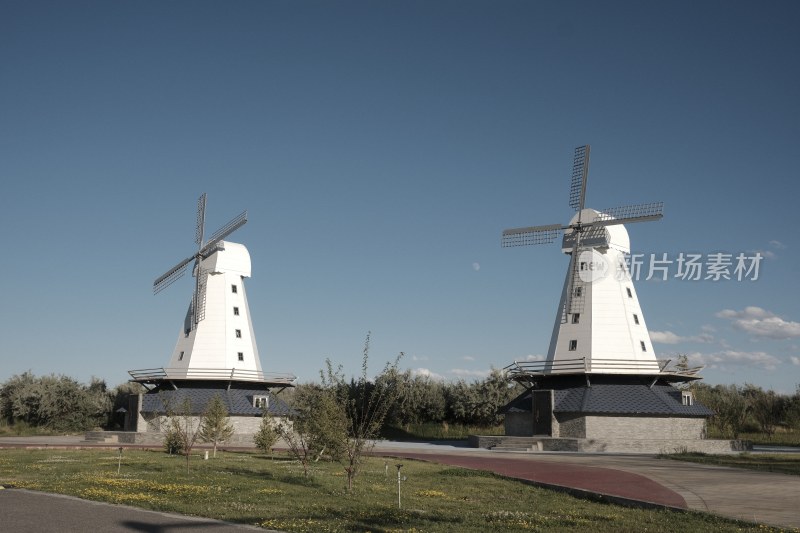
(0, 366, 524, 434)
(0, 372, 142, 432)
(691, 382, 800, 439)
(2, 368, 799, 440)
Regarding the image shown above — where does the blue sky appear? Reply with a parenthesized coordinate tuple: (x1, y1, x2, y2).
(1, 1, 798, 392)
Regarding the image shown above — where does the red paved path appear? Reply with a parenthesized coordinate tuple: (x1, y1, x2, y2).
(375, 451, 688, 509)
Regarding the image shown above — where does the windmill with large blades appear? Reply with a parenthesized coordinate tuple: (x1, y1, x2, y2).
(502, 145, 666, 372)
(125, 194, 295, 440)
(153, 193, 248, 333)
(492, 146, 729, 454)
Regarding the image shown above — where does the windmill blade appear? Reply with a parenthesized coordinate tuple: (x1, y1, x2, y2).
(568, 145, 590, 211)
(200, 210, 248, 255)
(562, 233, 587, 321)
(153, 255, 194, 294)
(502, 223, 563, 247)
(195, 193, 207, 247)
(191, 267, 209, 328)
(591, 202, 664, 227)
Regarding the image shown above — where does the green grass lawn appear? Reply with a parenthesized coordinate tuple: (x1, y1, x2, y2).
(662, 452, 800, 476)
(0, 449, 786, 532)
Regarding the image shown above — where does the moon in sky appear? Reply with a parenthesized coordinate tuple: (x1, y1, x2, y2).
(472, 262, 480, 271)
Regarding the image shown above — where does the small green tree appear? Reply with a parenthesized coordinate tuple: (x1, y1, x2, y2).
(199, 395, 234, 458)
(253, 411, 280, 457)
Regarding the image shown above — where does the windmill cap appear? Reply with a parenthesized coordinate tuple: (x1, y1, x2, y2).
(202, 241, 251, 277)
(563, 208, 630, 253)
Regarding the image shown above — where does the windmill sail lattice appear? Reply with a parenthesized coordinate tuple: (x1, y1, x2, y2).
(153, 193, 248, 331)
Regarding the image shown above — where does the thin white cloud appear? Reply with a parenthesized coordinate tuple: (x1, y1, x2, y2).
(411, 355, 428, 362)
(753, 240, 787, 260)
(650, 331, 684, 344)
(687, 350, 781, 371)
(410, 368, 444, 381)
(649, 330, 713, 344)
(790, 356, 800, 366)
(462, 355, 476, 361)
(523, 354, 546, 362)
(449, 368, 490, 379)
(716, 307, 800, 340)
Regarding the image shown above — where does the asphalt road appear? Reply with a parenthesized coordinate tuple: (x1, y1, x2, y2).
(0, 488, 274, 533)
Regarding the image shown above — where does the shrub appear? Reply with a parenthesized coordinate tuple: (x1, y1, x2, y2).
(164, 425, 185, 455)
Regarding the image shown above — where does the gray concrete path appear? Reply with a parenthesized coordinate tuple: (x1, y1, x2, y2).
(2, 436, 799, 529)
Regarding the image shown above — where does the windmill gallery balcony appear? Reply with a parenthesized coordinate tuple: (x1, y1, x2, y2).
(128, 367, 297, 387)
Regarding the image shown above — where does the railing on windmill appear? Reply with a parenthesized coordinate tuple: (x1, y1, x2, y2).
(504, 358, 703, 378)
(128, 367, 297, 385)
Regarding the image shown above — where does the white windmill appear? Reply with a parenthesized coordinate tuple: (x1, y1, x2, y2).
(129, 193, 294, 386)
(497, 146, 717, 450)
(502, 145, 666, 375)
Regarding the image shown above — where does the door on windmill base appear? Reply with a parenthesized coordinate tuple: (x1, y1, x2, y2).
(532, 390, 553, 436)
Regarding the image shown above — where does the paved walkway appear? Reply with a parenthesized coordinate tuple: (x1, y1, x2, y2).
(2, 437, 799, 529)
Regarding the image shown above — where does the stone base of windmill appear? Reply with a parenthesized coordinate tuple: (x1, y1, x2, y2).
(82, 383, 294, 447)
(483, 374, 752, 454)
(469, 433, 751, 455)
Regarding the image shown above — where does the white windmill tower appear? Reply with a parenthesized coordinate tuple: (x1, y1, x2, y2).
(126, 194, 294, 437)
(497, 146, 718, 452)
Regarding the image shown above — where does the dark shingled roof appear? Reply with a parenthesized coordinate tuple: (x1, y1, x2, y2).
(141, 384, 293, 417)
(502, 375, 714, 417)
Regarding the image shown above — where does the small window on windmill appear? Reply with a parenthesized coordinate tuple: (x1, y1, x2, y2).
(178, 351, 184, 361)
(568, 340, 578, 351)
(640, 341, 647, 352)
(682, 391, 694, 406)
(580, 261, 587, 271)
(238, 352, 244, 361)
(253, 395, 269, 409)
(231, 284, 238, 294)
(572, 313, 580, 324)
(633, 314, 640, 325)
(626, 287, 633, 298)
(574, 286, 582, 297)
(235, 329, 242, 338)
(233, 306, 240, 316)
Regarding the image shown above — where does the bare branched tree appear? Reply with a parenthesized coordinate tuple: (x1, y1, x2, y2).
(162, 396, 205, 474)
(320, 333, 403, 491)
